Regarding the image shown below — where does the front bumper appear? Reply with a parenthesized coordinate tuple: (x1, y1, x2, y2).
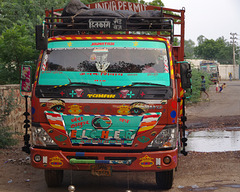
(30, 147, 178, 171)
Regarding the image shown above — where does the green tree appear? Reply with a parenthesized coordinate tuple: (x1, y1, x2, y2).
(197, 35, 206, 45)
(0, 0, 167, 85)
(194, 35, 239, 64)
(148, 0, 164, 7)
(0, 0, 67, 35)
(184, 39, 195, 59)
(0, 25, 37, 84)
(215, 37, 233, 64)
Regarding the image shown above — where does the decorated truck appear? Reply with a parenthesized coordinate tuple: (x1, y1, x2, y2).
(200, 60, 220, 83)
(20, 0, 191, 190)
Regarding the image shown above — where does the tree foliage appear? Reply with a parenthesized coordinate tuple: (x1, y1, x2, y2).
(0, 0, 167, 84)
(194, 35, 239, 64)
(0, 24, 38, 84)
(0, 0, 68, 84)
(184, 39, 195, 59)
(0, 0, 67, 34)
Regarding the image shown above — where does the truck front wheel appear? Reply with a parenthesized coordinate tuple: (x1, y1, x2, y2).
(155, 170, 173, 190)
(45, 170, 64, 187)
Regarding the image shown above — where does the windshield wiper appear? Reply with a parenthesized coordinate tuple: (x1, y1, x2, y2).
(112, 82, 165, 92)
(48, 81, 103, 91)
(132, 82, 166, 86)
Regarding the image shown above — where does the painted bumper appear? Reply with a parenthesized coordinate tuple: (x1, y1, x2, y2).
(30, 147, 178, 171)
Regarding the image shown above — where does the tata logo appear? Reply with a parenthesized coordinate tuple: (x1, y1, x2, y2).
(92, 116, 112, 129)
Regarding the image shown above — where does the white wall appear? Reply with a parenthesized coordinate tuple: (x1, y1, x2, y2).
(186, 59, 202, 69)
(219, 65, 239, 80)
(186, 59, 240, 80)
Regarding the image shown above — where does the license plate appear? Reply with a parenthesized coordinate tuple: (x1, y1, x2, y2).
(91, 164, 112, 176)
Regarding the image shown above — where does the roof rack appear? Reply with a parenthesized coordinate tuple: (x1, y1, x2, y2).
(40, 0, 185, 60)
(45, 14, 174, 41)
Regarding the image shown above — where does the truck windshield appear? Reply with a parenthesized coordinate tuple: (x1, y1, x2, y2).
(39, 40, 170, 87)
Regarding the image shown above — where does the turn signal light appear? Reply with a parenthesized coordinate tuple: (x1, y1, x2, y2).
(34, 154, 41, 162)
(163, 156, 171, 164)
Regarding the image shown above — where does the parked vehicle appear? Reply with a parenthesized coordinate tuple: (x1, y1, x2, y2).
(20, 0, 191, 190)
(200, 60, 220, 83)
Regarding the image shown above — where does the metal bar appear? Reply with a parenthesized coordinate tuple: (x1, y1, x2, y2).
(69, 158, 132, 165)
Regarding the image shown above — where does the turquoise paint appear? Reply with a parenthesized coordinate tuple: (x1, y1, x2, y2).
(61, 114, 143, 145)
(62, 114, 142, 130)
(48, 40, 166, 49)
(137, 136, 150, 143)
(40, 40, 170, 87)
(39, 71, 170, 86)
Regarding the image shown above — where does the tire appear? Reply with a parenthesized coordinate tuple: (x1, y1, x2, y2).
(156, 170, 174, 190)
(45, 170, 64, 187)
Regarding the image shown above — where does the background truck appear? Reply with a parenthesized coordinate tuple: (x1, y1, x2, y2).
(200, 60, 220, 83)
(20, 0, 191, 190)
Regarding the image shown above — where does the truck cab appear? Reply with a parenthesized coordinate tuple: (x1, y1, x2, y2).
(21, 0, 191, 189)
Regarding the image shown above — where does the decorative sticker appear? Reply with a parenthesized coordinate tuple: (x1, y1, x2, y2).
(137, 112, 162, 135)
(60, 91, 65, 97)
(133, 41, 138, 47)
(140, 92, 145, 97)
(92, 116, 112, 129)
(117, 105, 130, 115)
(45, 111, 66, 134)
(75, 89, 84, 97)
(41, 52, 48, 71)
(130, 102, 148, 115)
(48, 40, 166, 49)
(69, 90, 77, 98)
(49, 156, 63, 167)
(20, 66, 31, 92)
(163, 55, 169, 73)
(47, 129, 53, 133)
(90, 54, 97, 61)
(170, 110, 177, 123)
(127, 91, 135, 98)
(119, 118, 130, 124)
(139, 155, 154, 168)
(95, 53, 110, 72)
(137, 136, 150, 143)
(120, 90, 129, 98)
(93, 48, 109, 52)
(67, 41, 72, 47)
(68, 104, 82, 115)
(39, 71, 170, 87)
(55, 135, 68, 142)
(87, 94, 116, 98)
(47, 99, 65, 112)
(44, 111, 162, 146)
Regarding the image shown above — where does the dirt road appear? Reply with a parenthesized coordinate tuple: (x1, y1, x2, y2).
(0, 81, 239, 192)
(186, 80, 240, 128)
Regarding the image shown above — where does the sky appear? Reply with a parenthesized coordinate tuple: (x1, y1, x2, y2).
(160, 0, 240, 45)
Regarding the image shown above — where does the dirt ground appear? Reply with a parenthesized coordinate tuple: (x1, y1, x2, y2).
(0, 80, 239, 192)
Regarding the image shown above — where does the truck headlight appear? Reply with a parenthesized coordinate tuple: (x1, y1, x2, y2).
(147, 125, 177, 150)
(32, 126, 57, 147)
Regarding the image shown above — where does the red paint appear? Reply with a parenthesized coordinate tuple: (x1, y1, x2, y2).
(71, 130, 77, 139)
(30, 1, 188, 188)
(119, 118, 129, 123)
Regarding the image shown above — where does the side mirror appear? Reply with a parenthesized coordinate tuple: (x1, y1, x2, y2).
(36, 25, 47, 50)
(180, 62, 192, 89)
(20, 65, 32, 94)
